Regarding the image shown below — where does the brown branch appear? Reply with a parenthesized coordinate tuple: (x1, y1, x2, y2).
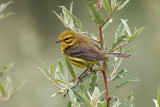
(110, 42, 129, 52)
(100, 5, 118, 27)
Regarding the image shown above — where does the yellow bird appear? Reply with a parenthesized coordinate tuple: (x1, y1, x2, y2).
(56, 30, 130, 78)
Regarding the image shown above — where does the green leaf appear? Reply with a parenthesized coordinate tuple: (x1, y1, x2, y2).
(124, 46, 136, 53)
(153, 99, 159, 107)
(98, 100, 107, 107)
(0, 12, 14, 21)
(112, 35, 128, 49)
(11, 80, 26, 95)
(128, 27, 145, 42)
(54, 79, 70, 86)
(55, 60, 68, 82)
(79, 84, 90, 99)
(89, 73, 98, 94)
(59, 5, 82, 31)
(51, 91, 63, 97)
(72, 90, 85, 104)
(115, 20, 126, 42)
(102, 0, 111, 14)
(110, 69, 128, 81)
(114, 78, 140, 92)
(0, 81, 5, 96)
(102, 19, 113, 31)
(49, 64, 54, 80)
(91, 87, 105, 107)
(121, 19, 131, 36)
(114, 47, 123, 70)
(117, 0, 130, 10)
(67, 101, 72, 107)
(77, 92, 92, 107)
(111, 0, 117, 9)
(5, 76, 13, 96)
(65, 57, 76, 79)
(157, 86, 160, 106)
(70, 2, 73, 13)
(110, 96, 121, 107)
(3, 63, 13, 72)
(69, 89, 80, 107)
(0, 1, 13, 13)
(53, 11, 64, 25)
(87, 2, 104, 25)
(124, 92, 135, 107)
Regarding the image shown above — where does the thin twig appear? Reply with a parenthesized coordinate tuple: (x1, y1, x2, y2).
(110, 42, 129, 52)
(64, 23, 100, 43)
(108, 65, 116, 82)
(0, 95, 10, 103)
(100, 5, 118, 27)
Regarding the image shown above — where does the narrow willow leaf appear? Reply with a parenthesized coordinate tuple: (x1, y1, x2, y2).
(54, 79, 70, 86)
(72, 90, 85, 104)
(59, 6, 82, 31)
(77, 92, 92, 107)
(121, 19, 131, 36)
(114, 78, 140, 92)
(112, 35, 128, 49)
(114, 47, 123, 70)
(0, 12, 14, 20)
(115, 21, 126, 42)
(89, 73, 98, 94)
(117, 0, 130, 10)
(53, 11, 64, 25)
(11, 80, 26, 96)
(91, 87, 100, 106)
(65, 57, 76, 79)
(70, 2, 73, 13)
(128, 27, 146, 42)
(124, 46, 136, 53)
(82, 32, 98, 40)
(79, 84, 89, 99)
(124, 92, 135, 107)
(110, 96, 121, 107)
(67, 101, 72, 107)
(5, 76, 13, 96)
(110, 69, 128, 81)
(157, 86, 160, 106)
(51, 91, 63, 97)
(0, 81, 5, 96)
(102, 0, 111, 14)
(87, 2, 104, 25)
(49, 64, 54, 80)
(3, 63, 13, 72)
(111, 0, 117, 9)
(102, 19, 113, 31)
(0, 1, 13, 13)
(98, 100, 107, 107)
(153, 99, 159, 107)
(69, 89, 80, 107)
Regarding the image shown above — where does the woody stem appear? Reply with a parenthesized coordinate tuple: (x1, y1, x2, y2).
(97, 0, 110, 107)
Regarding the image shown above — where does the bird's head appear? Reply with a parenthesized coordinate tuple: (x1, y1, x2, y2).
(56, 30, 79, 49)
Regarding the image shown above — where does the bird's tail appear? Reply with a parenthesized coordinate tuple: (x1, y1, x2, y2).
(106, 53, 131, 58)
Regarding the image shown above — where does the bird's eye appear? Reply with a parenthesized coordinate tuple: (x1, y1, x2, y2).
(64, 37, 71, 41)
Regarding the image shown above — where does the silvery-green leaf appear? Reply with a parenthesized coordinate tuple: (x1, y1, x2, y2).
(124, 92, 135, 107)
(102, 0, 111, 14)
(121, 19, 131, 37)
(0, 1, 13, 13)
(153, 99, 159, 107)
(69, 89, 80, 107)
(111, 69, 128, 81)
(117, 0, 130, 11)
(89, 73, 98, 94)
(77, 92, 92, 107)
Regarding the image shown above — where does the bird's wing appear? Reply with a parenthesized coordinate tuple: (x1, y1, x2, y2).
(65, 45, 106, 61)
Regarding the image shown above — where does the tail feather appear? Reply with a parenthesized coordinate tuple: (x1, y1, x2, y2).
(107, 53, 131, 58)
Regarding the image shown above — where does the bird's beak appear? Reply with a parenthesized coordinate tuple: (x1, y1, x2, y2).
(56, 39, 62, 43)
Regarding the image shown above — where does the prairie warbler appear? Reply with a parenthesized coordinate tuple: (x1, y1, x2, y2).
(56, 30, 130, 79)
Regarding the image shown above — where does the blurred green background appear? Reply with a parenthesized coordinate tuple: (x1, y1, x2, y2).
(0, 0, 160, 107)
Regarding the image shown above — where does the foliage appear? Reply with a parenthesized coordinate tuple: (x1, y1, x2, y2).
(39, 0, 145, 107)
(0, 1, 25, 103)
(153, 86, 160, 107)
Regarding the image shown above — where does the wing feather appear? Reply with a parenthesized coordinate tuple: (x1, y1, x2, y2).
(65, 45, 105, 61)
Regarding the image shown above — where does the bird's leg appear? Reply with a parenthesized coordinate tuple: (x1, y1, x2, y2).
(89, 64, 96, 74)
